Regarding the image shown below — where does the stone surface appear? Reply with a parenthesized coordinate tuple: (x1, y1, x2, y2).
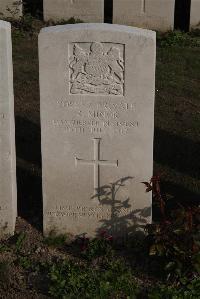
(0, 0, 22, 19)
(190, 0, 200, 30)
(0, 21, 17, 238)
(113, 0, 175, 32)
(39, 23, 155, 238)
(43, 0, 104, 23)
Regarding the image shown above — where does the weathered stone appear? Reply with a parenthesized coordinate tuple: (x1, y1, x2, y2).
(190, 0, 200, 30)
(0, 0, 22, 19)
(43, 0, 104, 23)
(0, 21, 17, 238)
(113, 0, 175, 32)
(39, 23, 155, 239)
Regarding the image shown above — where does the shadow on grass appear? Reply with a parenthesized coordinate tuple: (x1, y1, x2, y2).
(154, 127, 200, 207)
(154, 127, 200, 180)
(16, 116, 41, 166)
(15, 116, 42, 231)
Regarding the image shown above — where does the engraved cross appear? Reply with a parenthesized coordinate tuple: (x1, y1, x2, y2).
(141, 0, 146, 13)
(75, 138, 118, 195)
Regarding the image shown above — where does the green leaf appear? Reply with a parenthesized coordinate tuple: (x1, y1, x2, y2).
(165, 261, 175, 271)
(149, 245, 157, 256)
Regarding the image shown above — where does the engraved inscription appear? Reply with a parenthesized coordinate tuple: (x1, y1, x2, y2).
(53, 100, 138, 136)
(69, 42, 124, 95)
(75, 138, 118, 196)
(45, 205, 135, 220)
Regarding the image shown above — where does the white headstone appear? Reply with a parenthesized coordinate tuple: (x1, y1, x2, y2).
(39, 23, 155, 238)
(0, 0, 22, 19)
(0, 21, 17, 238)
(43, 0, 104, 23)
(113, 0, 175, 32)
(190, 0, 200, 30)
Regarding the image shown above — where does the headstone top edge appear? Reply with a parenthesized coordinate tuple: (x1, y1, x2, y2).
(39, 23, 156, 38)
(0, 20, 11, 29)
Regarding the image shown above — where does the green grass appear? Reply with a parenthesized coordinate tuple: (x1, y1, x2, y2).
(154, 34, 200, 206)
(47, 258, 139, 298)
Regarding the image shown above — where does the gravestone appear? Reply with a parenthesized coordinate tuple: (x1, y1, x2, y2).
(43, 0, 104, 23)
(0, 21, 17, 238)
(190, 0, 200, 30)
(39, 23, 155, 238)
(113, 0, 175, 32)
(0, 0, 22, 19)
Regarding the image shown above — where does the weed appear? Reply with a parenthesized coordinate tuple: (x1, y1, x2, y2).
(0, 244, 10, 253)
(157, 31, 200, 47)
(149, 277, 200, 299)
(44, 232, 68, 248)
(15, 232, 26, 253)
(18, 256, 32, 270)
(46, 17, 83, 26)
(3, 15, 83, 37)
(48, 257, 139, 298)
(79, 231, 113, 260)
(0, 261, 10, 285)
(144, 177, 200, 282)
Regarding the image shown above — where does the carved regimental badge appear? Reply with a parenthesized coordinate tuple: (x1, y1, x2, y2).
(69, 42, 124, 95)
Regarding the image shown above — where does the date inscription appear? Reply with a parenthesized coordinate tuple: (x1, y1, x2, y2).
(52, 100, 138, 135)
